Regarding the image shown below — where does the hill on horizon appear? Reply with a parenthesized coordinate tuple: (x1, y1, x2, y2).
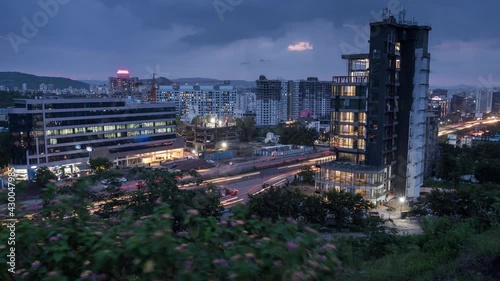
(0, 72, 90, 90)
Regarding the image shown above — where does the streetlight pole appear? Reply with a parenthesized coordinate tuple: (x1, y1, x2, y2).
(86, 146, 93, 165)
(399, 196, 406, 212)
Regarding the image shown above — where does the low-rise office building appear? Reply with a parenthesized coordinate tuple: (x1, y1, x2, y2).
(9, 98, 184, 178)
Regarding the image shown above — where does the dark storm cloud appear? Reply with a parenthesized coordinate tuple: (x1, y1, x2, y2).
(0, 0, 499, 86)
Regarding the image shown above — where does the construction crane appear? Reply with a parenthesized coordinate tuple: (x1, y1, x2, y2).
(151, 73, 157, 102)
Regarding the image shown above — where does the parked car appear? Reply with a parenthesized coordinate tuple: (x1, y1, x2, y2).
(228, 162, 234, 165)
(135, 180, 145, 187)
(118, 177, 127, 183)
(101, 179, 110, 185)
(221, 187, 238, 197)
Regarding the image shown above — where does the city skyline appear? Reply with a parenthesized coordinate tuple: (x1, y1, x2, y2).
(1, 0, 499, 87)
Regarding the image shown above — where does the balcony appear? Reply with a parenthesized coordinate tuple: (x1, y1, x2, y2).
(332, 76, 368, 84)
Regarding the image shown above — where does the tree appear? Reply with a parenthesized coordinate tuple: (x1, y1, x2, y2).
(1, 179, 340, 280)
(34, 167, 57, 186)
(93, 170, 223, 231)
(89, 157, 112, 171)
(296, 166, 315, 185)
(235, 116, 256, 141)
(248, 186, 373, 230)
(323, 189, 374, 228)
(280, 123, 319, 146)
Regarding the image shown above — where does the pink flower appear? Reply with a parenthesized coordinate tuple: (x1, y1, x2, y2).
(49, 236, 59, 242)
(212, 259, 229, 267)
(322, 243, 336, 251)
(286, 241, 299, 249)
(31, 261, 41, 269)
(291, 271, 307, 281)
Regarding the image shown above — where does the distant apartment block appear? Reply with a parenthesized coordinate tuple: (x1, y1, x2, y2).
(255, 75, 285, 126)
(234, 91, 256, 118)
(476, 89, 493, 113)
(299, 78, 332, 118)
(183, 117, 239, 152)
(157, 83, 237, 121)
(429, 96, 449, 119)
(108, 70, 139, 97)
(286, 80, 300, 121)
(8, 98, 184, 178)
(493, 91, 500, 113)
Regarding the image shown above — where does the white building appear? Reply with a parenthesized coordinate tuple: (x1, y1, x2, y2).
(476, 89, 493, 113)
(158, 84, 237, 121)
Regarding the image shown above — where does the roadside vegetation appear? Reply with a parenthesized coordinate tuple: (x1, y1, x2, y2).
(1, 142, 499, 279)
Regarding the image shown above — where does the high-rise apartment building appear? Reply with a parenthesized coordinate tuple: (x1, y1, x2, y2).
(286, 80, 300, 121)
(299, 78, 332, 118)
(157, 84, 237, 121)
(255, 75, 285, 126)
(493, 91, 500, 113)
(315, 12, 432, 200)
(108, 70, 139, 97)
(476, 89, 493, 113)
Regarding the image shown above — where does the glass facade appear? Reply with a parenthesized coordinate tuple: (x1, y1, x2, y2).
(9, 98, 181, 169)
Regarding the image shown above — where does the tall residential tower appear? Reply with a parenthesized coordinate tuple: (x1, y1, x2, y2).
(316, 12, 432, 201)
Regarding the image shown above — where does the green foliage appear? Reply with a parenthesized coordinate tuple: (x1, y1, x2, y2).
(89, 157, 112, 171)
(297, 165, 315, 185)
(323, 189, 374, 228)
(438, 142, 500, 185)
(0, 90, 26, 107)
(412, 185, 500, 226)
(235, 116, 256, 141)
(34, 167, 57, 186)
(248, 187, 373, 230)
(279, 122, 319, 146)
(91, 170, 223, 232)
(0, 179, 341, 280)
(336, 218, 500, 281)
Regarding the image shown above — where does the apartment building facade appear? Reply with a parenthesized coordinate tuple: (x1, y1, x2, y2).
(315, 14, 432, 200)
(157, 84, 237, 121)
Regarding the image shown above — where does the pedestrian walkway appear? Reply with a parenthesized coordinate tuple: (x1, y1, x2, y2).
(371, 198, 422, 235)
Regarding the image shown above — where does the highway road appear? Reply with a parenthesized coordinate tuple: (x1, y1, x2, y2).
(438, 118, 499, 137)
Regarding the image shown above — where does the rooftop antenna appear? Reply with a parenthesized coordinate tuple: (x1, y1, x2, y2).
(399, 9, 406, 24)
(382, 8, 388, 20)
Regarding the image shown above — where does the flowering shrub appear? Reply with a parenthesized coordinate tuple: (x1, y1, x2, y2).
(0, 175, 340, 280)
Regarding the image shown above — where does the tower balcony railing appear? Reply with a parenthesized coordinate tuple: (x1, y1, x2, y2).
(332, 76, 368, 84)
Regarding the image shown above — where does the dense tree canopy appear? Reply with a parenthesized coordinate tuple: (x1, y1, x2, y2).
(34, 167, 57, 186)
(89, 157, 112, 171)
(235, 116, 256, 142)
(0, 173, 340, 280)
(248, 187, 373, 230)
(279, 123, 319, 146)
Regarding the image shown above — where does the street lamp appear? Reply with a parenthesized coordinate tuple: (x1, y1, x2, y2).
(86, 146, 93, 164)
(221, 142, 227, 150)
(399, 196, 406, 212)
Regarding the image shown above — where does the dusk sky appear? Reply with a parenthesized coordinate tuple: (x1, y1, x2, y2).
(1, 0, 499, 87)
